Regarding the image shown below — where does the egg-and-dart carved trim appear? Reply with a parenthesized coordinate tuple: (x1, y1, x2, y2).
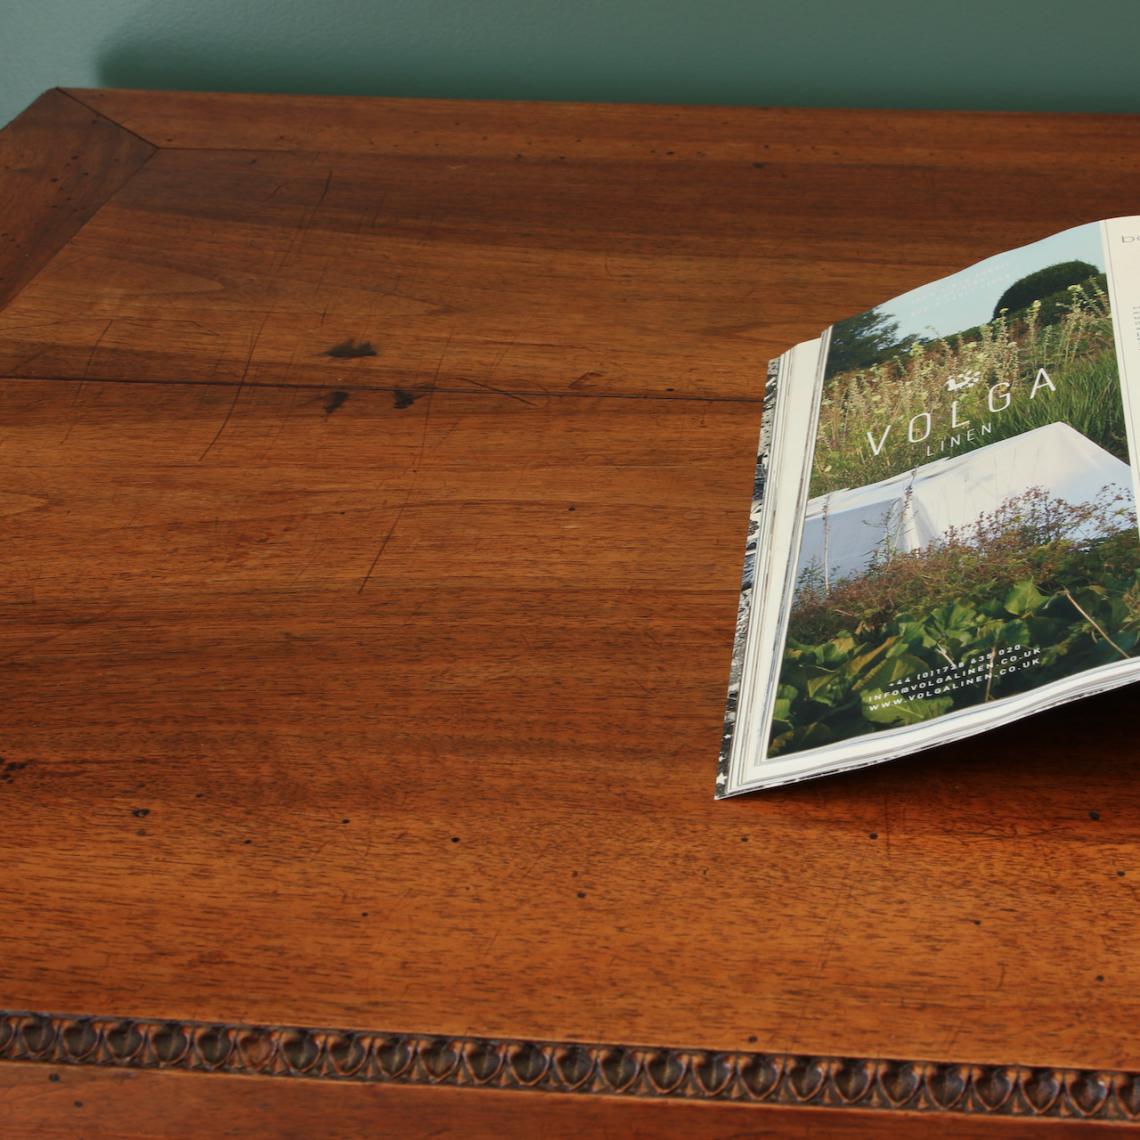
(0, 1010, 1136, 1121)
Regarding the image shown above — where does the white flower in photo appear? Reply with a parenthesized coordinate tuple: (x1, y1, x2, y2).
(945, 369, 982, 392)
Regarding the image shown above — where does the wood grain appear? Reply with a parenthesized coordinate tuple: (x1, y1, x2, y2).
(0, 89, 154, 310)
(3, 88, 1140, 1132)
(1, 373, 1138, 1072)
(66, 87, 1140, 173)
(6, 100, 1140, 399)
(3, 1063, 1111, 1139)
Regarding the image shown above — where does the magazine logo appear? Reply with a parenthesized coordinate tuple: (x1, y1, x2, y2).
(945, 370, 982, 392)
(866, 368, 1057, 456)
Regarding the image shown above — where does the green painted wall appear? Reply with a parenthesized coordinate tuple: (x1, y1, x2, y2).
(4, 0, 1140, 129)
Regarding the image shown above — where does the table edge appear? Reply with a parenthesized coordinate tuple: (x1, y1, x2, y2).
(0, 1008, 1132, 1123)
(5, 88, 1137, 1125)
(62, 86, 1140, 155)
(0, 90, 155, 311)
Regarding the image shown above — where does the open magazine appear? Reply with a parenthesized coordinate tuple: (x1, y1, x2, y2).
(718, 217, 1140, 797)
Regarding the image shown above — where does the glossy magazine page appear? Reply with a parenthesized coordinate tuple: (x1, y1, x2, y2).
(721, 218, 1140, 796)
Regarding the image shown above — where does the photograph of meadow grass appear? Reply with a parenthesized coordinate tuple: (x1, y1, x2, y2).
(768, 233, 1140, 760)
(812, 274, 1123, 495)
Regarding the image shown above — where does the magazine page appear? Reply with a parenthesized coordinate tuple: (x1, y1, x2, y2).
(723, 218, 1140, 796)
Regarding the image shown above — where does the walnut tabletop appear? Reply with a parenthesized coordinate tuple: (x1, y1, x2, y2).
(1, 88, 1139, 1136)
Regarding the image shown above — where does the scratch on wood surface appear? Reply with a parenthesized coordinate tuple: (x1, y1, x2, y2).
(356, 507, 407, 595)
(60, 320, 115, 443)
(356, 392, 436, 593)
(256, 386, 300, 461)
(427, 334, 452, 395)
(414, 343, 447, 468)
(199, 313, 271, 461)
(8, 344, 51, 373)
(357, 341, 448, 593)
(78, 318, 113, 388)
(276, 167, 334, 272)
(312, 167, 334, 210)
(785, 876, 856, 1052)
(351, 833, 376, 876)
(462, 346, 537, 406)
(0, 604, 123, 666)
(462, 374, 537, 406)
(813, 879, 854, 981)
(310, 261, 331, 316)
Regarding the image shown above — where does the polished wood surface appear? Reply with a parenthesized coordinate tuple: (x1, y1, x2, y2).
(0, 90, 153, 310)
(2, 1063, 1116, 1139)
(2, 88, 1139, 1133)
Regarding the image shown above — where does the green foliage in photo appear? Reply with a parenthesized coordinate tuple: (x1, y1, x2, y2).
(770, 489, 1140, 757)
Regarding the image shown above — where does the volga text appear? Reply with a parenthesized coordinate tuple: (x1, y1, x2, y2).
(865, 368, 1057, 457)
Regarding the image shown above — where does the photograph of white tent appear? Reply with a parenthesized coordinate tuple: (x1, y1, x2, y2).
(795, 422, 1136, 586)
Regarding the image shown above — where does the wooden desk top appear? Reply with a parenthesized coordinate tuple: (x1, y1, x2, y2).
(2, 88, 1139, 1135)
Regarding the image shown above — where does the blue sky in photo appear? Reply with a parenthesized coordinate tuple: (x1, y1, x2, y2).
(878, 222, 1104, 343)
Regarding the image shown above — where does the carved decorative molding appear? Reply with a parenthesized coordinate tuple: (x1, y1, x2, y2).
(0, 1010, 1136, 1121)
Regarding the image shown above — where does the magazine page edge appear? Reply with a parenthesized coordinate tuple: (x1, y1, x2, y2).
(715, 355, 783, 798)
